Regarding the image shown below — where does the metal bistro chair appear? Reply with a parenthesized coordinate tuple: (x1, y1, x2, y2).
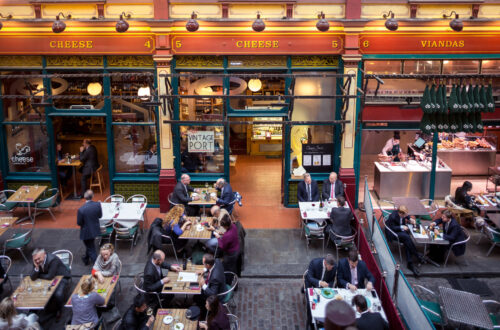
(420, 199, 440, 221)
(113, 222, 139, 252)
(0, 190, 18, 215)
(111, 319, 122, 330)
(0, 255, 13, 292)
(104, 194, 126, 203)
(327, 227, 357, 262)
(483, 300, 500, 329)
(414, 285, 446, 329)
(227, 314, 239, 330)
(377, 199, 396, 223)
(217, 271, 239, 313)
(444, 227, 470, 267)
(160, 234, 178, 263)
(3, 221, 33, 264)
(99, 221, 114, 246)
(477, 225, 500, 257)
(127, 194, 148, 231)
(53, 249, 73, 270)
(168, 193, 180, 208)
(133, 272, 163, 309)
(383, 215, 404, 263)
(33, 188, 59, 222)
(304, 222, 326, 254)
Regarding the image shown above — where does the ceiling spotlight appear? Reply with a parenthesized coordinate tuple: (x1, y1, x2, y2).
(52, 12, 71, 33)
(316, 12, 329, 32)
(186, 11, 199, 32)
(0, 13, 13, 31)
(383, 11, 398, 31)
(116, 12, 131, 33)
(443, 11, 463, 32)
(252, 12, 265, 32)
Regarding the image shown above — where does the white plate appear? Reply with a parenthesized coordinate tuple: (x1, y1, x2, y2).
(191, 193, 198, 197)
(163, 315, 173, 324)
(196, 225, 204, 232)
(174, 323, 184, 330)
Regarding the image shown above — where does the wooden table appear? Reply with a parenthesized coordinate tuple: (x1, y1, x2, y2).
(179, 217, 213, 240)
(57, 159, 82, 200)
(65, 274, 119, 308)
(66, 323, 94, 330)
(12, 276, 63, 310)
(392, 196, 429, 216)
(0, 217, 18, 236)
(162, 263, 204, 295)
(7, 185, 47, 221)
(189, 189, 217, 215)
(153, 309, 197, 330)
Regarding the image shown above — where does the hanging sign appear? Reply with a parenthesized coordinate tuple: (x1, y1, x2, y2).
(359, 34, 500, 54)
(188, 131, 215, 153)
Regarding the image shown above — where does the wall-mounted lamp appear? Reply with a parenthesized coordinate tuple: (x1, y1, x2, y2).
(116, 12, 131, 33)
(87, 82, 102, 96)
(52, 13, 71, 33)
(252, 12, 265, 32)
(0, 13, 13, 31)
(248, 79, 262, 92)
(316, 12, 329, 32)
(186, 12, 199, 32)
(443, 11, 463, 32)
(383, 11, 398, 31)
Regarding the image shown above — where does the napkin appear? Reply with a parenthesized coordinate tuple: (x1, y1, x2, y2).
(140, 203, 145, 208)
(113, 213, 119, 219)
(158, 310, 170, 315)
(111, 275, 118, 284)
(51, 279, 58, 286)
(190, 286, 200, 290)
(1, 224, 9, 228)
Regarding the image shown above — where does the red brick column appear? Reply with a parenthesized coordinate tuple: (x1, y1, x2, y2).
(339, 168, 356, 206)
(159, 169, 176, 212)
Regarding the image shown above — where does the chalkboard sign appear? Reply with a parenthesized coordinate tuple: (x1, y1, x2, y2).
(302, 143, 334, 173)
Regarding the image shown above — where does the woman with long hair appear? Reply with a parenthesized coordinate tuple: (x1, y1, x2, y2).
(71, 277, 105, 326)
(92, 243, 121, 283)
(199, 295, 230, 330)
(0, 297, 39, 329)
(163, 204, 192, 252)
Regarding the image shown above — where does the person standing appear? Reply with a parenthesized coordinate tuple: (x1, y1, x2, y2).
(381, 131, 402, 162)
(77, 190, 102, 266)
(297, 173, 319, 203)
(171, 174, 200, 216)
(79, 139, 99, 198)
(321, 172, 344, 201)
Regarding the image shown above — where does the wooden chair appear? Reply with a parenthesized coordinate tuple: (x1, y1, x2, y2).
(444, 195, 474, 227)
(90, 164, 104, 195)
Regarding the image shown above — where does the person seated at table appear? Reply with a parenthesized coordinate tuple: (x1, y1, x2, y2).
(322, 172, 344, 201)
(327, 196, 353, 243)
(143, 250, 181, 309)
(30, 248, 71, 324)
(120, 294, 155, 330)
(213, 215, 240, 274)
(92, 243, 121, 283)
(70, 277, 105, 326)
(304, 254, 337, 289)
(162, 205, 192, 255)
(170, 174, 200, 216)
(0, 297, 39, 329)
(428, 210, 467, 263)
(214, 178, 234, 213)
(195, 254, 226, 316)
(297, 173, 319, 203)
(455, 181, 480, 215)
(144, 143, 158, 173)
(199, 295, 230, 330)
(352, 294, 388, 330)
(56, 142, 71, 186)
(210, 205, 229, 228)
(385, 206, 426, 276)
(337, 249, 375, 291)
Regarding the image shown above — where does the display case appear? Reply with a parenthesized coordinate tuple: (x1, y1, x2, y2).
(248, 117, 283, 156)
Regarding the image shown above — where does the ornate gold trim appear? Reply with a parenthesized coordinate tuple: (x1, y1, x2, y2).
(227, 56, 287, 67)
(46, 55, 103, 67)
(291, 56, 339, 67)
(175, 56, 223, 68)
(0, 56, 42, 67)
(107, 56, 154, 67)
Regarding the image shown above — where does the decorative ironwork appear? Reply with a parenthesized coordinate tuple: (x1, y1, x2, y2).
(291, 56, 339, 67)
(107, 55, 154, 67)
(175, 56, 223, 68)
(0, 56, 43, 67)
(46, 55, 103, 67)
(227, 56, 287, 67)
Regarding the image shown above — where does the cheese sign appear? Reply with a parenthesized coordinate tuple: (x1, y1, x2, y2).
(188, 131, 214, 153)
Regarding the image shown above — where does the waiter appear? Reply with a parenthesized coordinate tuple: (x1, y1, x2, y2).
(79, 139, 99, 198)
(382, 131, 402, 162)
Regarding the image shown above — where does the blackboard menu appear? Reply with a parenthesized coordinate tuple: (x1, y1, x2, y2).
(302, 143, 334, 173)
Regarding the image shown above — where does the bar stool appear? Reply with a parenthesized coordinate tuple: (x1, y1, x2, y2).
(90, 164, 104, 195)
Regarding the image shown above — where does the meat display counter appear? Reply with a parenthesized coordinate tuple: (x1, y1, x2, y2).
(374, 159, 452, 199)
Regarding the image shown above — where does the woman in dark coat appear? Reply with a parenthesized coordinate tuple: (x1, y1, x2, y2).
(199, 295, 230, 330)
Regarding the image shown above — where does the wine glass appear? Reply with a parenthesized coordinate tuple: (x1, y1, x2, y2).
(146, 307, 153, 316)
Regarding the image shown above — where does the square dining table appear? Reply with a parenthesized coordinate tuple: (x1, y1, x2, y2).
(162, 262, 204, 295)
(7, 185, 47, 222)
(65, 274, 119, 308)
(100, 202, 147, 228)
(12, 276, 63, 310)
(57, 158, 82, 200)
(0, 217, 18, 237)
(392, 196, 429, 216)
(179, 216, 213, 240)
(153, 308, 197, 330)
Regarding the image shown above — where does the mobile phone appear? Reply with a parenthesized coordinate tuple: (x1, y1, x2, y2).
(164, 287, 172, 291)
(371, 290, 377, 298)
(204, 223, 210, 228)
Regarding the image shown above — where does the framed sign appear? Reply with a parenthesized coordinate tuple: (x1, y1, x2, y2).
(188, 131, 214, 153)
(302, 143, 334, 173)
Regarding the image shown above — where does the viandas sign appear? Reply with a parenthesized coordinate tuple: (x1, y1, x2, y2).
(188, 131, 214, 153)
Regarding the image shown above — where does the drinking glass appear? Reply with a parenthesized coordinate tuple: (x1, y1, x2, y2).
(18, 274, 25, 292)
(146, 307, 153, 316)
(205, 182, 209, 189)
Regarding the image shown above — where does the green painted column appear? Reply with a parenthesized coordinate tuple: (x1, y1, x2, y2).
(429, 132, 438, 201)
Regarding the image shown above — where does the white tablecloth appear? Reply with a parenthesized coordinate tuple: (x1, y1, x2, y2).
(307, 288, 387, 323)
(100, 202, 146, 228)
(299, 201, 349, 223)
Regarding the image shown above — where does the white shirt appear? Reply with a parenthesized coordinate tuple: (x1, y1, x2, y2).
(382, 138, 397, 156)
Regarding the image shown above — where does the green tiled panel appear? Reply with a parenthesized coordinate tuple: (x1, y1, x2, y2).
(114, 182, 159, 205)
(7, 181, 53, 191)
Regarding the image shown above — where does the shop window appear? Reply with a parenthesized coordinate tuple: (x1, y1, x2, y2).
(403, 60, 441, 74)
(482, 60, 500, 73)
(1, 71, 44, 122)
(178, 73, 223, 121)
(364, 61, 401, 74)
(442, 60, 479, 74)
(290, 125, 334, 175)
(292, 72, 336, 121)
(366, 79, 426, 98)
(5, 124, 50, 173)
(230, 72, 286, 111)
(179, 125, 224, 174)
(111, 73, 156, 123)
(50, 70, 104, 110)
(113, 125, 158, 173)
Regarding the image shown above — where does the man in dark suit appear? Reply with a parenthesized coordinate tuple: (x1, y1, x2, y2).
(429, 210, 467, 262)
(79, 139, 99, 198)
(337, 249, 375, 291)
(215, 178, 234, 213)
(77, 190, 102, 266)
(120, 294, 155, 330)
(31, 248, 71, 324)
(327, 196, 353, 242)
(297, 173, 319, 203)
(385, 206, 426, 276)
(170, 174, 200, 216)
(304, 254, 337, 288)
(143, 250, 181, 308)
(321, 171, 344, 201)
(353, 294, 388, 330)
(195, 253, 226, 315)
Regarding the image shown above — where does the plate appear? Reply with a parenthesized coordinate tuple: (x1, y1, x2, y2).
(196, 225, 204, 232)
(174, 323, 184, 330)
(321, 288, 335, 299)
(191, 193, 198, 197)
(163, 315, 173, 325)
